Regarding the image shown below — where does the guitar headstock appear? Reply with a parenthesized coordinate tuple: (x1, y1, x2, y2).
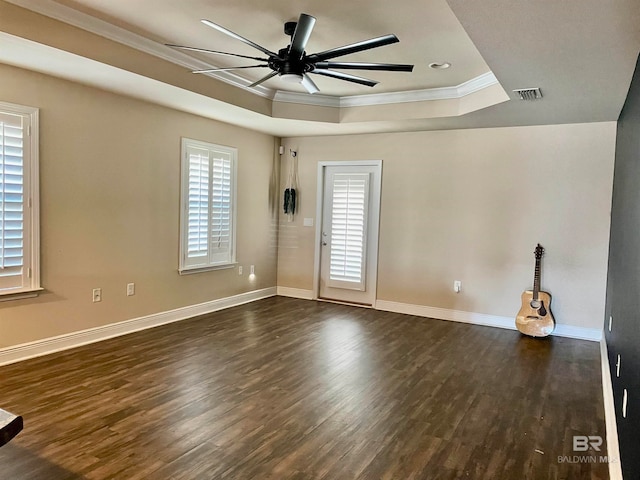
(534, 243, 544, 259)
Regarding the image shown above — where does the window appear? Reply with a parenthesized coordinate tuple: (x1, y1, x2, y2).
(0, 101, 40, 297)
(179, 138, 237, 273)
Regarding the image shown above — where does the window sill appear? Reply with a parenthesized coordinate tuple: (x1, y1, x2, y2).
(178, 263, 237, 275)
(0, 288, 44, 302)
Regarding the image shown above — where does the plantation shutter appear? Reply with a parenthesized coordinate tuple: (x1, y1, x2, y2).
(186, 146, 210, 263)
(328, 172, 370, 291)
(209, 152, 232, 263)
(0, 112, 26, 292)
(181, 140, 236, 271)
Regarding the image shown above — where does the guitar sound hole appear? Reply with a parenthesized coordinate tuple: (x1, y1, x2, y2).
(530, 300, 541, 309)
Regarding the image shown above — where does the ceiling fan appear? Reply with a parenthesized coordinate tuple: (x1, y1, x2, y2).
(166, 13, 414, 94)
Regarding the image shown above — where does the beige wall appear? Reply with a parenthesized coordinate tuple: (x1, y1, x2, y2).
(0, 63, 278, 348)
(279, 123, 616, 330)
(0, 59, 617, 348)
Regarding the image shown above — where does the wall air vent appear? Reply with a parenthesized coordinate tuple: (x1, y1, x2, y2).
(513, 88, 542, 100)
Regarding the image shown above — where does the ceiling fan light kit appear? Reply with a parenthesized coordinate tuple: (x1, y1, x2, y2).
(280, 73, 304, 83)
(167, 13, 414, 94)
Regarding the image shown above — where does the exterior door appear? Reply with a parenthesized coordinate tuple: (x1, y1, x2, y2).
(318, 163, 381, 305)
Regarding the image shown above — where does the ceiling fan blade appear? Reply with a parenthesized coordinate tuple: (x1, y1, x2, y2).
(201, 19, 280, 59)
(248, 71, 279, 88)
(310, 69, 378, 87)
(166, 44, 268, 62)
(314, 61, 413, 72)
(288, 13, 316, 60)
(300, 74, 320, 94)
(308, 34, 399, 62)
(193, 65, 270, 74)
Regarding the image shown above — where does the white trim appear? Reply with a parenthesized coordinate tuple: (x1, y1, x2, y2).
(0, 288, 43, 302)
(0, 101, 40, 296)
(553, 323, 602, 342)
(178, 263, 236, 275)
(273, 91, 340, 108)
(374, 299, 602, 342)
(601, 337, 623, 480)
(339, 85, 459, 107)
(457, 72, 500, 97)
(276, 286, 314, 300)
(313, 167, 325, 300)
(5, 0, 498, 108)
(340, 72, 499, 107)
(273, 72, 499, 108)
(0, 287, 276, 366)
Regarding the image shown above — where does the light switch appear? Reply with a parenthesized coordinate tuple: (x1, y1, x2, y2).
(303, 217, 314, 227)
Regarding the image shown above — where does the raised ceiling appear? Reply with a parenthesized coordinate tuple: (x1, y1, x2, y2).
(0, 0, 639, 136)
(43, 0, 493, 97)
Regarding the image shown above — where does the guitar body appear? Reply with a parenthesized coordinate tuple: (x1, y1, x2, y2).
(516, 290, 555, 337)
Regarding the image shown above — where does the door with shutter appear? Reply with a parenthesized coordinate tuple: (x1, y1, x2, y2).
(318, 163, 381, 305)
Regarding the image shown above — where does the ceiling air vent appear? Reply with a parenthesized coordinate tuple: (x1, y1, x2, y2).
(513, 88, 542, 100)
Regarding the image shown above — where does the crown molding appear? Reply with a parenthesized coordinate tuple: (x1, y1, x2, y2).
(3, 0, 275, 99)
(273, 71, 498, 108)
(273, 91, 341, 107)
(457, 71, 498, 96)
(5, 0, 498, 108)
(340, 71, 498, 107)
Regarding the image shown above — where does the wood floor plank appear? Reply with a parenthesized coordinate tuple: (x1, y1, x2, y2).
(0, 296, 608, 479)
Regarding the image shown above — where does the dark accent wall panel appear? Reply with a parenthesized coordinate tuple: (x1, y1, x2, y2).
(605, 51, 640, 479)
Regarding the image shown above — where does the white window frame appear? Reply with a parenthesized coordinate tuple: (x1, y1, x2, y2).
(179, 138, 237, 274)
(0, 101, 41, 300)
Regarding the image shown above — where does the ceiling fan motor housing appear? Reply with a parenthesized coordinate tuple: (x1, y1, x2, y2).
(284, 21, 297, 37)
(273, 47, 313, 75)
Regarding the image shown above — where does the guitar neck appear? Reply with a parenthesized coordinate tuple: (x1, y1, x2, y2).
(533, 257, 541, 300)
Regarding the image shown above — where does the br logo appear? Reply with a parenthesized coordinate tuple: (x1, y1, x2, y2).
(573, 435, 603, 452)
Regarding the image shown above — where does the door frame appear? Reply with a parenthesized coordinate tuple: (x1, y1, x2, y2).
(313, 160, 382, 306)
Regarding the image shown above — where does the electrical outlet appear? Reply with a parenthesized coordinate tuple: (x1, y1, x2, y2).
(453, 280, 462, 293)
(238, 266, 243, 275)
(127, 283, 135, 296)
(92, 288, 102, 303)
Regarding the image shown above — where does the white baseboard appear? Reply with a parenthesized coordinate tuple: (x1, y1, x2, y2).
(553, 323, 602, 342)
(276, 286, 314, 300)
(0, 287, 277, 366)
(601, 337, 623, 480)
(374, 300, 602, 342)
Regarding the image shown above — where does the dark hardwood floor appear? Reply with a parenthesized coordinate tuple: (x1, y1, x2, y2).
(0, 296, 608, 479)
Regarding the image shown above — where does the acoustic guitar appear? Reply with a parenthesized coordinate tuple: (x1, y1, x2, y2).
(516, 244, 555, 337)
